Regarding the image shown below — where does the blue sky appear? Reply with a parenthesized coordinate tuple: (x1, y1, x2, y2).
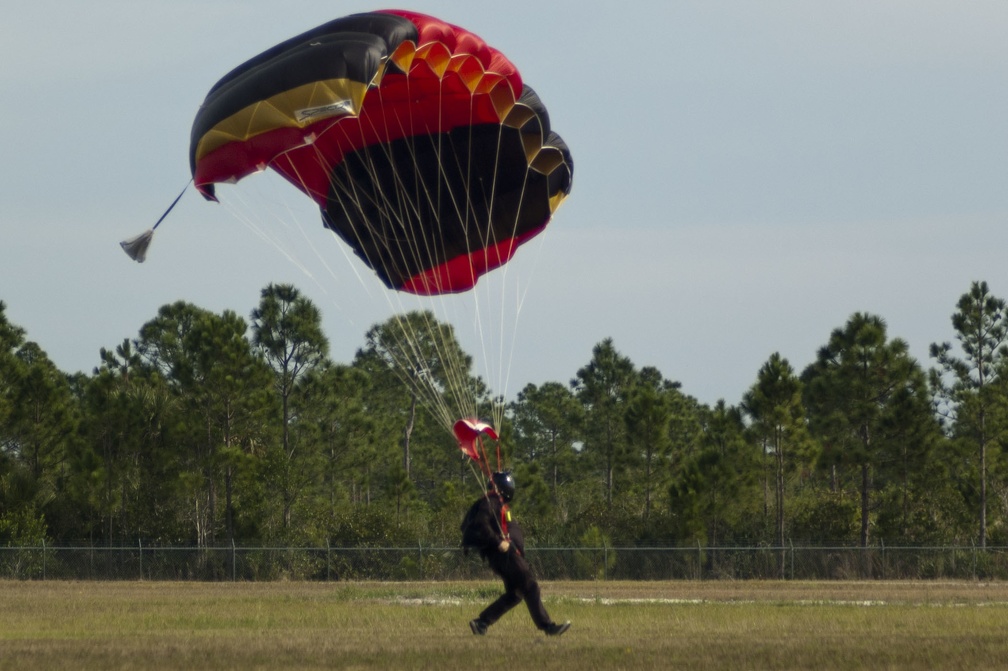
(2, 1, 1007, 406)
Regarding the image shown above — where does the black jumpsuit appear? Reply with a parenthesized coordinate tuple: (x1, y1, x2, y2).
(461, 493, 554, 630)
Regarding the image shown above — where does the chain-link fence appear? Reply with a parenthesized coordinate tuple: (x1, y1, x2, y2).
(3, 543, 1008, 581)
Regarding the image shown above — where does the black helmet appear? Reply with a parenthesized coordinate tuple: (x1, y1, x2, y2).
(491, 471, 515, 503)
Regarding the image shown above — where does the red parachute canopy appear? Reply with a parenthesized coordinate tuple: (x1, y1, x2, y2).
(190, 10, 572, 295)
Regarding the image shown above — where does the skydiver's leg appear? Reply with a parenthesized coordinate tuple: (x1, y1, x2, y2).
(475, 557, 525, 629)
(502, 553, 553, 630)
(522, 578, 553, 630)
(479, 588, 522, 626)
(510, 558, 568, 634)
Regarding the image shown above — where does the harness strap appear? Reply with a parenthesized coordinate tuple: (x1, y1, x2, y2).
(500, 503, 510, 539)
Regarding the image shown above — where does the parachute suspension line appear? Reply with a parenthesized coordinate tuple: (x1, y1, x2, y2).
(380, 76, 476, 427)
(226, 118, 454, 433)
(341, 82, 447, 311)
(292, 144, 378, 295)
(466, 458, 489, 494)
(487, 123, 509, 431)
(245, 56, 533, 441)
(232, 143, 400, 323)
(364, 73, 483, 428)
(222, 187, 317, 277)
(352, 75, 438, 299)
(215, 175, 392, 334)
(468, 432, 504, 501)
(469, 120, 516, 432)
(428, 78, 487, 423)
(497, 145, 555, 406)
(416, 77, 514, 433)
(315, 92, 465, 434)
(385, 329, 457, 431)
(495, 119, 536, 430)
(213, 140, 416, 339)
(316, 119, 432, 316)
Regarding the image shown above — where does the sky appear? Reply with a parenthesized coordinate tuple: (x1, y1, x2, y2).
(2, 1, 1007, 407)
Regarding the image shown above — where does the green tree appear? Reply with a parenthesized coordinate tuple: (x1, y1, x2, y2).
(742, 353, 810, 552)
(300, 363, 375, 515)
(6, 343, 77, 482)
(98, 339, 142, 384)
(873, 378, 948, 543)
(251, 284, 329, 534)
(0, 307, 59, 546)
(803, 314, 924, 547)
(359, 311, 485, 485)
(930, 281, 1008, 548)
(573, 339, 635, 508)
(0, 301, 26, 436)
(77, 357, 180, 543)
(511, 381, 582, 496)
(137, 301, 239, 544)
(624, 367, 674, 522)
(183, 309, 274, 544)
(669, 400, 755, 545)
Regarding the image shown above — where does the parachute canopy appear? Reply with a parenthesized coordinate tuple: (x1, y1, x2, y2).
(190, 9, 573, 295)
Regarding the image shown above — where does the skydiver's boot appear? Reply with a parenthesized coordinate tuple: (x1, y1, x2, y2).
(469, 618, 488, 635)
(545, 621, 571, 636)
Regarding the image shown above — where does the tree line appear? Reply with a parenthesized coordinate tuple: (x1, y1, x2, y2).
(2, 281, 1007, 550)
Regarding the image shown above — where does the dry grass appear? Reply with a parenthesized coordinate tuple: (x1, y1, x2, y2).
(1, 580, 1007, 670)
(548, 579, 1008, 604)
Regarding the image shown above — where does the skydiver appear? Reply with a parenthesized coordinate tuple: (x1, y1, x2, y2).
(460, 471, 571, 636)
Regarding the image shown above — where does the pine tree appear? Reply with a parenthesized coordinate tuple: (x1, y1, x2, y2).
(930, 281, 1008, 548)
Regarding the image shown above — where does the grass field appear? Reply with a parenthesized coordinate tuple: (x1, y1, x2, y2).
(2, 580, 1008, 670)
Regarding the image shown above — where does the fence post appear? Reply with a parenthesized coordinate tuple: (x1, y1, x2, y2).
(603, 542, 608, 581)
(789, 540, 794, 580)
(326, 540, 331, 582)
(138, 538, 143, 580)
(232, 539, 237, 582)
(419, 541, 424, 580)
(42, 538, 46, 579)
(697, 540, 702, 580)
